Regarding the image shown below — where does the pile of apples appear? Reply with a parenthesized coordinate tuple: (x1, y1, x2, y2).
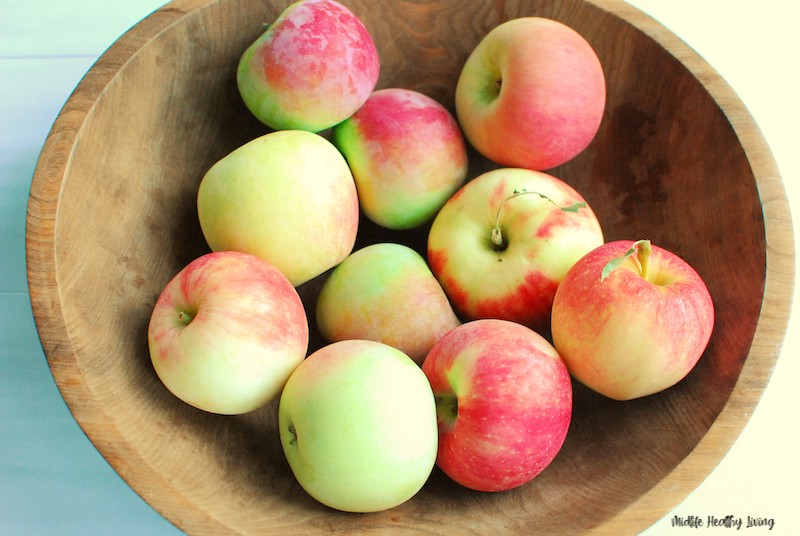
(147, 0, 715, 514)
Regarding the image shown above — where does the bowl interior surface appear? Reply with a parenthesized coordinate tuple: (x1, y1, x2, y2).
(27, 0, 791, 534)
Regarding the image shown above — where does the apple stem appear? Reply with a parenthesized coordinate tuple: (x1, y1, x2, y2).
(491, 188, 586, 250)
(178, 310, 194, 325)
(600, 239, 652, 281)
(635, 240, 652, 280)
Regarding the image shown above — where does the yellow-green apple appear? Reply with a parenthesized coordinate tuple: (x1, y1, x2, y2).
(332, 88, 469, 229)
(455, 17, 606, 170)
(551, 240, 715, 401)
(421, 318, 572, 492)
(427, 167, 604, 334)
(237, 0, 380, 132)
(147, 251, 309, 415)
(278, 339, 438, 512)
(315, 242, 460, 364)
(197, 129, 359, 286)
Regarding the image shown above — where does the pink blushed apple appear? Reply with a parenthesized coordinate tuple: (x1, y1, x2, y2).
(427, 167, 604, 334)
(421, 319, 572, 492)
(237, 0, 380, 132)
(147, 251, 309, 415)
(551, 240, 715, 401)
(333, 88, 469, 230)
(455, 17, 606, 170)
(315, 243, 461, 364)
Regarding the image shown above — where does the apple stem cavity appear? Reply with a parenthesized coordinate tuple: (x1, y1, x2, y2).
(491, 188, 587, 251)
(178, 310, 194, 326)
(601, 239, 652, 282)
(435, 393, 459, 431)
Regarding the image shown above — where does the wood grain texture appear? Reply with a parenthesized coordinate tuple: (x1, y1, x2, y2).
(25, 0, 794, 534)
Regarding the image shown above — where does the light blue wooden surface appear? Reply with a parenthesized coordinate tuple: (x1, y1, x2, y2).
(1, 1, 798, 535)
(1, 2, 184, 534)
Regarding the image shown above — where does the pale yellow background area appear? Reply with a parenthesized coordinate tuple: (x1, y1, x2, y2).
(630, 1, 800, 534)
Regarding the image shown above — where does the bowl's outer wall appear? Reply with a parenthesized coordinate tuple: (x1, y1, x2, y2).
(25, 0, 793, 534)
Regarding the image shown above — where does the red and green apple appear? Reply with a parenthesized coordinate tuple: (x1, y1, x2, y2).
(455, 16, 606, 170)
(551, 239, 715, 400)
(333, 88, 469, 229)
(147, 251, 309, 415)
(237, 0, 380, 132)
(315, 242, 460, 364)
(421, 318, 572, 492)
(427, 167, 604, 334)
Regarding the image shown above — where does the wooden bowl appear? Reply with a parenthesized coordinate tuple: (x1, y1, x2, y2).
(26, 0, 794, 534)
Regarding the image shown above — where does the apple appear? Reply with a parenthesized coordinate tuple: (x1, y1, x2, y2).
(278, 339, 438, 512)
(315, 242, 461, 364)
(550, 240, 715, 400)
(427, 167, 604, 334)
(147, 251, 309, 415)
(332, 88, 469, 229)
(197, 129, 359, 287)
(421, 318, 572, 492)
(237, 0, 380, 132)
(455, 16, 606, 170)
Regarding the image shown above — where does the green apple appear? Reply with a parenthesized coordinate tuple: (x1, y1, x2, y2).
(278, 339, 438, 512)
(197, 130, 359, 286)
(315, 243, 460, 364)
